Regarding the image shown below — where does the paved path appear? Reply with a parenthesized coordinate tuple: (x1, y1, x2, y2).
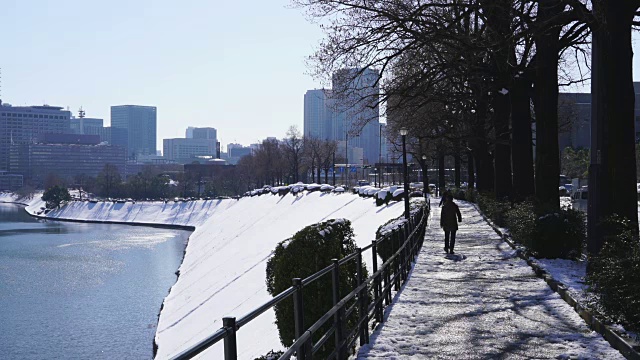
(357, 198, 623, 359)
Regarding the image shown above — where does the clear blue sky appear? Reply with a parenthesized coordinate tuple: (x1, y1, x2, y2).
(0, 0, 325, 151)
(2, 1, 640, 152)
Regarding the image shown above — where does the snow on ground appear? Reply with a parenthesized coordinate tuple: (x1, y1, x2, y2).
(357, 198, 624, 359)
(155, 192, 410, 359)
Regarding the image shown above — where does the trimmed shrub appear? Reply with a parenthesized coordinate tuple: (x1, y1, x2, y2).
(587, 216, 640, 332)
(505, 201, 536, 248)
(375, 190, 392, 206)
(265, 219, 367, 356)
(476, 193, 510, 227)
(480, 197, 585, 259)
(533, 208, 585, 258)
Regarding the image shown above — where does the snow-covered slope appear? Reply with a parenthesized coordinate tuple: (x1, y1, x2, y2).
(4, 191, 408, 359)
(155, 192, 407, 359)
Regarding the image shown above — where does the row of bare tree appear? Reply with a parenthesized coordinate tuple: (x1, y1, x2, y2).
(295, 0, 640, 251)
(234, 126, 339, 189)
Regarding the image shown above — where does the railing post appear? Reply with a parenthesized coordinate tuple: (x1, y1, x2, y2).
(400, 225, 406, 283)
(389, 230, 401, 292)
(292, 278, 308, 360)
(223, 317, 238, 360)
(332, 259, 345, 360)
(372, 240, 382, 323)
(356, 248, 369, 345)
(404, 225, 411, 278)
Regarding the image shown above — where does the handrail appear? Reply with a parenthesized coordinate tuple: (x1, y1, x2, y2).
(170, 201, 430, 360)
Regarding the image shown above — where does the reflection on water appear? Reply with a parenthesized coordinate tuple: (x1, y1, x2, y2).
(0, 203, 190, 359)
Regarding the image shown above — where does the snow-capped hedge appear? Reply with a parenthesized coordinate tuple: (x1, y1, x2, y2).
(265, 219, 367, 357)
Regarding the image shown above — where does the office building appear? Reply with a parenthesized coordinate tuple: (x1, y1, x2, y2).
(0, 171, 23, 190)
(304, 68, 381, 164)
(304, 89, 333, 140)
(226, 143, 253, 165)
(9, 135, 126, 186)
(0, 103, 71, 171)
(163, 138, 217, 163)
(555, 82, 640, 150)
(111, 105, 157, 159)
(331, 68, 381, 165)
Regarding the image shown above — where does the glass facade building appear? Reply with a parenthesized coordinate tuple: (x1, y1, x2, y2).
(111, 105, 157, 159)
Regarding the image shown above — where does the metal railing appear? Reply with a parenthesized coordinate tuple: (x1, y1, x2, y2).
(172, 201, 430, 360)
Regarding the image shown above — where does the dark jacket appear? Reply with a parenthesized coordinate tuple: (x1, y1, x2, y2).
(439, 190, 452, 206)
(440, 200, 462, 231)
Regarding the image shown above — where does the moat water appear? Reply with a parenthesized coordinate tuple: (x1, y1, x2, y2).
(0, 203, 190, 359)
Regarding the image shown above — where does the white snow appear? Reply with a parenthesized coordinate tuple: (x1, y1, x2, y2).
(358, 198, 624, 359)
(392, 188, 404, 197)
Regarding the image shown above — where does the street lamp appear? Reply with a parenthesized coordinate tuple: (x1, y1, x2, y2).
(400, 128, 410, 220)
(422, 154, 428, 197)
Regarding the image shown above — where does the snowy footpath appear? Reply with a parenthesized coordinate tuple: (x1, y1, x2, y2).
(357, 198, 624, 359)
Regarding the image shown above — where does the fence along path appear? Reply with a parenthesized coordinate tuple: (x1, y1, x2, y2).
(172, 200, 430, 360)
(357, 198, 624, 359)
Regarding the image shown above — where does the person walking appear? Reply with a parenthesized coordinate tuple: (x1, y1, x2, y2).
(440, 194, 462, 254)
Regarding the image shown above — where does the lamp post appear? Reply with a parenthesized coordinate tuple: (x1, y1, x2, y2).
(400, 128, 410, 220)
(422, 154, 428, 197)
(374, 167, 378, 187)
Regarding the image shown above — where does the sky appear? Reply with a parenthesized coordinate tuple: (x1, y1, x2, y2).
(0, 0, 325, 151)
(2, 1, 640, 153)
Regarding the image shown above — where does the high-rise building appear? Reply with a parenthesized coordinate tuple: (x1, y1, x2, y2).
(192, 127, 217, 141)
(304, 89, 333, 140)
(111, 105, 157, 159)
(331, 68, 381, 165)
(0, 104, 71, 171)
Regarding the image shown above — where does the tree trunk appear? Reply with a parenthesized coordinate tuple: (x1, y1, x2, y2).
(588, 1, 639, 255)
(483, 0, 513, 200)
(454, 153, 461, 188)
(438, 153, 446, 194)
(467, 151, 475, 189)
(533, 0, 562, 210)
(511, 76, 536, 200)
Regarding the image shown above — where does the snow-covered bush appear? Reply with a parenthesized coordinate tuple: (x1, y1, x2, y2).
(333, 186, 345, 193)
(587, 215, 640, 333)
(320, 184, 334, 193)
(375, 189, 392, 206)
(306, 183, 321, 193)
(391, 188, 405, 201)
(265, 219, 367, 356)
(254, 350, 284, 360)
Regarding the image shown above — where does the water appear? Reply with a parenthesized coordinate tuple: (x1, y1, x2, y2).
(0, 203, 190, 359)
